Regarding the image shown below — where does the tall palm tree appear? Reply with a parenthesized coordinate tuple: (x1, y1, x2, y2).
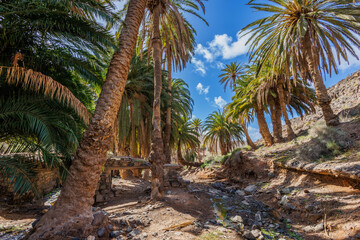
(27, 0, 148, 238)
(219, 61, 244, 91)
(204, 110, 244, 155)
(145, 0, 206, 201)
(243, 0, 360, 126)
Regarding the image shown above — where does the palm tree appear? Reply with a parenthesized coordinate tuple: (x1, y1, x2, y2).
(176, 117, 202, 167)
(243, 0, 360, 126)
(144, 0, 206, 201)
(204, 110, 244, 155)
(190, 118, 203, 161)
(219, 62, 244, 91)
(26, 0, 148, 238)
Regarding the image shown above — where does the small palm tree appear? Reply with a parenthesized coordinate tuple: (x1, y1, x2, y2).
(190, 118, 203, 161)
(204, 110, 244, 155)
(243, 0, 360, 126)
(219, 62, 245, 91)
(176, 117, 201, 167)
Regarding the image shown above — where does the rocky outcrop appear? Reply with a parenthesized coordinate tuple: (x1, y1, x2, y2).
(290, 70, 360, 133)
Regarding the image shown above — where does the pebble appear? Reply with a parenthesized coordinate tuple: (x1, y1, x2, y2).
(244, 185, 257, 194)
(255, 212, 262, 222)
(279, 195, 288, 205)
(97, 227, 105, 238)
(235, 190, 246, 196)
(230, 215, 243, 223)
(86, 236, 95, 240)
(110, 231, 121, 238)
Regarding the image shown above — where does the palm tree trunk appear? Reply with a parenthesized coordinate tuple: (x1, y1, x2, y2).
(148, 3, 165, 201)
(302, 35, 339, 126)
(27, 1, 147, 239)
(163, 43, 172, 164)
(219, 140, 227, 155)
(274, 97, 283, 140)
(255, 106, 274, 146)
(269, 98, 283, 143)
(130, 100, 137, 157)
(240, 121, 257, 150)
(277, 79, 296, 140)
(113, 114, 120, 155)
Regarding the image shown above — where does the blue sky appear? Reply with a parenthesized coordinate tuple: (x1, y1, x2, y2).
(169, 0, 360, 140)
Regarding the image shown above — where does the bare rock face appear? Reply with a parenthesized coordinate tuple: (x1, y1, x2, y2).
(290, 70, 360, 133)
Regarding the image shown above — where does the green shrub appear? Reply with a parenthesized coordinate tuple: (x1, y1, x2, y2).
(296, 123, 352, 162)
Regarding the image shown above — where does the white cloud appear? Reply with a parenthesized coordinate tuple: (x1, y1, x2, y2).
(196, 83, 210, 95)
(195, 44, 214, 62)
(192, 57, 206, 75)
(216, 61, 225, 69)
(205, 97, 210, 102)
(214, 96, 227, 108)
(248, 126, 262, 141)
(195, 31, 251, 63)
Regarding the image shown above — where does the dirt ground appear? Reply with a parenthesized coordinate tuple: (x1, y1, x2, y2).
(1, 164, 359, 240)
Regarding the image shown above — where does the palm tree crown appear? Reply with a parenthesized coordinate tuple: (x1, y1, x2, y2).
(204, 110, 244, 155)
(243, 0, 360, 126)
(219, 62, 245, 91)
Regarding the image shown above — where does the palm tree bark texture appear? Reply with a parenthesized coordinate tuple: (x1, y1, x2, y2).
(148, 2, 165, 201)
(302, 34, 339, 126)
(240, 121, 257, 150)
(27, 0, 147, 239)
(255, 105, 274, 147)
(163, 43, 172, 164)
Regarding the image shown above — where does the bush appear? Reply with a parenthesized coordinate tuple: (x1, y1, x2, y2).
(296, 123, 352, 162)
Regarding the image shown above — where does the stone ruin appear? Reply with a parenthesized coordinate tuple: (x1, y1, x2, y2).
(95, 156, 189, 203)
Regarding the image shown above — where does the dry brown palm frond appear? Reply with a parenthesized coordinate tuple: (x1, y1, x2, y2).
(0, 66, 90, 124)
(11, 52, 24, 67)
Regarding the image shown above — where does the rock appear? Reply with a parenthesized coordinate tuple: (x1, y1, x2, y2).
(285, 203, 296, 211)
(251, 229, 263, 239)
(303, 226, 313, 233)
(166, 208, 170, 211)
(281, 187, 291, 194)
(268, 172, 275, 178)
(314, 223, 324, 232)
(212, 182, 225, 190)
(209, 188, 222, 195)
(110, 231, 121, 238)
(32, 218, 40, 228)
(235, 190, 246, 196)
(230, 215, 243, 223)
(129, 229, 141, 237)
(97, 227, 105, 238)
(86, 236, 95, 240)
(255, 212, 262, 222)
(268, 224, 275, 228)
(244, 185, 257, 194)
(108, 224, 113, 230)
(243, 230, 256, 240)
(279, 195, 288, 205)
(92, 211, 106, 226)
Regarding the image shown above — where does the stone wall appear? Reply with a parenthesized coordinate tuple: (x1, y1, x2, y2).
(0, 167, 60, 202)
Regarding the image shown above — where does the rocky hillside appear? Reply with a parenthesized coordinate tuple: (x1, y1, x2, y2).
(291, 70, 360, 133)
